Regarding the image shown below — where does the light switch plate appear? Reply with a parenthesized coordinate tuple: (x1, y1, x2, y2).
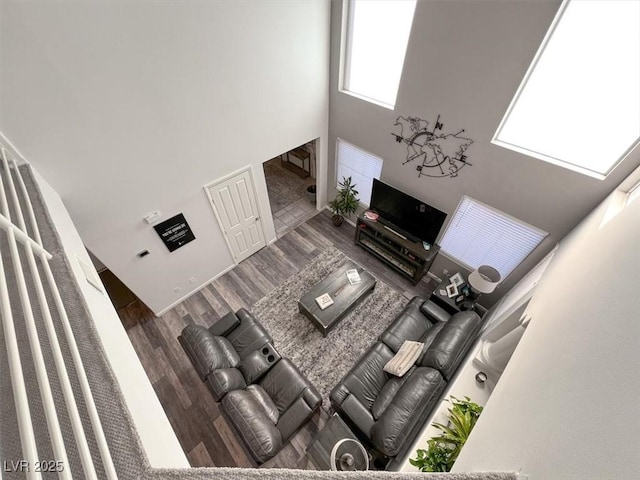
(143, 211, 161, 224)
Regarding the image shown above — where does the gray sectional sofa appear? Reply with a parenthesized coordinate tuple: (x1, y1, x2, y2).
(179, 296, 481, 467)
(179, 309, 321, 464)
(330, 296, 482, 460)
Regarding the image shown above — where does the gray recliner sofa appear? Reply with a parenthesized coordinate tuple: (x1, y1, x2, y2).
(221, 358, 321, 463)
(179, 309, 321, 464)
(330, 296, 482, 460)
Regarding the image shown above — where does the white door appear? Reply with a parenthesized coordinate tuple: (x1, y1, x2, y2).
(206, 169, 266, 263)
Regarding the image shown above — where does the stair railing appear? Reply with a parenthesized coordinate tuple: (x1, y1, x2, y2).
(0, 141, 117, 480)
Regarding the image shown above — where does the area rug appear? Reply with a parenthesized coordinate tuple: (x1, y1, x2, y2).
(263, 161, 307, 212)
(251, 246, 407, 410)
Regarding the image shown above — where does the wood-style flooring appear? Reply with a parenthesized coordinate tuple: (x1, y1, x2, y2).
(116, 210, 437, 469)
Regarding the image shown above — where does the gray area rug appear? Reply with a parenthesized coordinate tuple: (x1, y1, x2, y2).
(263, 161, 306, 213)
(251, 247, 407, 410)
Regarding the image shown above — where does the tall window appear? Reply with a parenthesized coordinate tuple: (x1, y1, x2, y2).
(341, 0, 417, 108)
(439, 196, 547, 279)
(336, 139, 383, 206)
(493, 0, 640, 179)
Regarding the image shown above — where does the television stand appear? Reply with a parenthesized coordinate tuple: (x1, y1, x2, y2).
(354, 215, 439, 285)
(382, 224, 407, 240)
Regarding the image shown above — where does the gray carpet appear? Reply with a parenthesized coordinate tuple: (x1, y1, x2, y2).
(263, 161, 307, 213)
(0, 162, 518, 480)
(144, 470, 520, 480)
(251, 247, 407, 410)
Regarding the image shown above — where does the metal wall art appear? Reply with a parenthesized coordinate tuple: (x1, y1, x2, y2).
(391, 115, 474, 179)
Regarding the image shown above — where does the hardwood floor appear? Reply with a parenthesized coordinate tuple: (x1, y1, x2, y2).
(116, 210, 437, 469)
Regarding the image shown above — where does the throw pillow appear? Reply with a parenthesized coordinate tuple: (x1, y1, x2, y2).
(383, 340, 425, 377)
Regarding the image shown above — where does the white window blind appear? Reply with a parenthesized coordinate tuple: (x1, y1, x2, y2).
(440, 196, 547, 279)
(336, 139, 383, 205)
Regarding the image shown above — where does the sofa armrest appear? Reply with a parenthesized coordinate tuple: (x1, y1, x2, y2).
(420, 300, 452, 323)
(302, 383, 322, 409)
(206, 368, 247, 402)
(208, 311, 240, 337)
(341, 394, 375, 437)
(239, 343, 281, 384)
(221, 390, 283, 464)
(276, 387, 321, 442)
(380, 296, 434, 353)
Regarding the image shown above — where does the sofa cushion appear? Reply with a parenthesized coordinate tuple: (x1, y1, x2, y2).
(222, 388, 283, 464)
(331, 342, 395, 410)
(370, 367, 445, 457)
(245, 385, 279, 425)
(379, 297, 434, 353)
(226, 308, 272, 359)
(371, 367, 413, 420)
(419, 322, 445, 352)
(206, 368, 247, 402)
(180, 325, 240, 380)
(420, 311, 482, 381)
(213, 336, 242, 367)
(260, 358, 314, 415)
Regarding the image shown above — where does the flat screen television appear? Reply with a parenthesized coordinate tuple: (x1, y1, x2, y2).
(369, 179, 447, 245)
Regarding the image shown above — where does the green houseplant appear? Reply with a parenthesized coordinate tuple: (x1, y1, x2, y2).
(328, 176, 359, 226)
(409, 396, 483, 472)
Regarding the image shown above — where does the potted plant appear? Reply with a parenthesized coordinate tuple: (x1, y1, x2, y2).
(306, 184, 316, 204)
(328, 176, 359, 226)
(410, 396, 483, 472)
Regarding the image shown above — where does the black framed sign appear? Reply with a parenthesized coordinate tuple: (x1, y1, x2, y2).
(153, 213, 196, 252)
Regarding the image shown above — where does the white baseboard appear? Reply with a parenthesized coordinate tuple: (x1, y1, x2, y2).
(322, 206, 358, 227)
(154, 263, 236, 316)
(427, 271, 442, 283)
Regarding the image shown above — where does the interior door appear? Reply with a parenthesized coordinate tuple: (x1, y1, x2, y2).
(206, 168, 266, 263)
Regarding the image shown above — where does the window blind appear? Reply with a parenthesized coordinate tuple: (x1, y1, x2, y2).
(440, 196, 547, 279)
(336, 139, 383, 205)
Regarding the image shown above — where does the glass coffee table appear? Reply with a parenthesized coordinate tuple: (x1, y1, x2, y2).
(298, 261, 376, 337)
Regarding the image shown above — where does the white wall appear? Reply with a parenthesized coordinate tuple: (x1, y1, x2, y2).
(31, 167, 189, 469)
(1, 0, 330, 314)
(453, 186, 640, 478)
(328, 0, 640, 306)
